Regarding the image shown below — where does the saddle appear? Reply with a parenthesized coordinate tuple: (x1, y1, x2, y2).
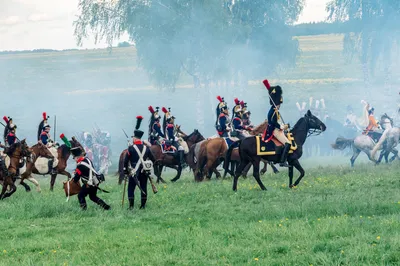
(363, 131, 382, 144)
(256, 133, 297, 156)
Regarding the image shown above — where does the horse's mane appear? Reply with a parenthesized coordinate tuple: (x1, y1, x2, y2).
(59, 144, 70, 158)
(6, 142, 21, 156)
(184, 130, 204, 141)
(291, 117, 306, 132)
(252, 121, 268, 132)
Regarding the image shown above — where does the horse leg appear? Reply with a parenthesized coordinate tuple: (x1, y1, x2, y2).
(260, 161, 268, 175)
(389, 148, 398, 162)
(270, 162, 279, 174)
(350, 148, 361, 167)
(27, 177, 41, 193)
(241, 163, 251, 178)
(1, 176, 17, 200)
(288, 166, 294, 187)
(251, 158, 266, 190)
(51, 170, 70, 191)
(171, 166, 182, 183)
(291, 159, 305, 188)
(233, 160, 248, 191)
(19, 180, 31, 192)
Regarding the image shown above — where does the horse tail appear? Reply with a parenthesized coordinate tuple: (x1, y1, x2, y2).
(331, 137, 354, 150)
(371, 129, 390, 158)
(117, 150, 127, 185)
(223, 140, 241, 175)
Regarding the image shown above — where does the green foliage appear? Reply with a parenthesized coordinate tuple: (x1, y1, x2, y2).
(74, 0, 305, 90)
(0, 161, 399, 265)
(327, 0, 400, 77)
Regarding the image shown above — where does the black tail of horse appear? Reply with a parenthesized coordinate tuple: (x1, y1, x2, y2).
(331, 137, 354, 150)
(223, 140, 241, 177)
(117, 151, 126, 185)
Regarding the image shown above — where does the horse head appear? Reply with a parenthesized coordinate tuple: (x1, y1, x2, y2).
(184, 129, 204, 145)
(20, 139, 32, 157)
(304, 110, 327, 134)
(380, 113, 393, 130)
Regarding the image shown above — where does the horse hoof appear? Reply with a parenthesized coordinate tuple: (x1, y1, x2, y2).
(170, 179, 177, 183)
(260, 171, 266, 175)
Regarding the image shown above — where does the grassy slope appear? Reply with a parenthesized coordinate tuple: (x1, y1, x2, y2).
(1, 164, 399, 265)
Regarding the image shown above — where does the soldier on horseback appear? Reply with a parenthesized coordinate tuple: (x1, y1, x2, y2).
(148, 106, 165, 145)
(37, 112, 58, 175)
(241, 101, 254, 130)
(262, 79, 291, 167)
(215, 96, 231, 137)
(3, 116, 17, 148)
(363, 105, 382, 142)
(231, 98, 251, 140)
(162, 107, 186, 168)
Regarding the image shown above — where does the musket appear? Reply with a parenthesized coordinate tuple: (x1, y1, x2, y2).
(53, 115, 57, 142)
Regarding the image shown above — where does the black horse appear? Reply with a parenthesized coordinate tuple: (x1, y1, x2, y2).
(225, 110, 326, 191)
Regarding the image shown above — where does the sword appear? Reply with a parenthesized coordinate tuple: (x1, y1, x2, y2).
(54, 115, 57, 142)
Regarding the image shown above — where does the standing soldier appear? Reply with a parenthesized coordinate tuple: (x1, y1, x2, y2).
(71, 146, 111, 211)
(162, 107, 186, 167)
(215, 96, 230, 137)
(262, 79, 291, 167)
(124, 116, 156, 210)
(148, 106, 165, 145)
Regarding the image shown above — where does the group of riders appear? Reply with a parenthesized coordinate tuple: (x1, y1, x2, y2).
(1, 78, 395, 210)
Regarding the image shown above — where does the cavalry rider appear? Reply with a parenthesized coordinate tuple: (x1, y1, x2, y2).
(148, 106, 165, 145)
(71, 146, 111, 211)
(344, 105, 361, 131)
(363, 105, 382, 141)
(241, 101, 254, 130)
(262, 79, 291, 167)
(162, 107, 186, 168)
(231, 98, 251, 140)
(215, 96, 231, 137)
(124, 116, 156, 210)
(3, 116, 17, 148)
(38, 113, 58, 175)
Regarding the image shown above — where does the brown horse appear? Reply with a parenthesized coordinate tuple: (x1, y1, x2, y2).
(19, 142, 55, 192)
(195, 121, 273, 181)
(118, 129, 205, 184)
(18, 137, 84, 191)
(0, 140, 32, 199)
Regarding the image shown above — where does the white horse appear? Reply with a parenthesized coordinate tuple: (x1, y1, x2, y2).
(371, 114, 400, 163)
(332, 114, 395, 167)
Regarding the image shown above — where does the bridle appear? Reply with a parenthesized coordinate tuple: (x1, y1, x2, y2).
(297, 116, 324, 137)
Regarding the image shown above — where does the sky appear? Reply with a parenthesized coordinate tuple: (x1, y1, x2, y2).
(0, 0, 330, 51)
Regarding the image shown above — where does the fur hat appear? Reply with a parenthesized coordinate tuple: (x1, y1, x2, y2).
(263, 79, 283, 106)
(133, 116, 144, 139)
(70, 147, 82, 158)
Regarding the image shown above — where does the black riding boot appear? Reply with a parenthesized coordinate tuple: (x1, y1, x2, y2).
(128, 198, 135, 210)
(80, 203, 87, 210)
(279, 143, 291, 167)
(179, 150, 186, 168)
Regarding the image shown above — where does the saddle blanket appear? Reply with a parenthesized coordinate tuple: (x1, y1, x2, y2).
(256, 136, 296, 156)
(160, 143, 176, 154)
(32, 147, 59, 174)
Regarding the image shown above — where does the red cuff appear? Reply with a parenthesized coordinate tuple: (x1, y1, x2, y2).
(75, 169, 82, 175)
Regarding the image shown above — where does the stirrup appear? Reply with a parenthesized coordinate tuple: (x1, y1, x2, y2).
(279, 162, 290, 167)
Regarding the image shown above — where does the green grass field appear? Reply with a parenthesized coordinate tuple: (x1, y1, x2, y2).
(1, 161, 399, 265)
(1, 34, 400, 265)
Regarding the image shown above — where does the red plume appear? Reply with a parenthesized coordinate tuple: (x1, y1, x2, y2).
(162, 107, 168, 114)
(136, 115, 143, 119)
(240, 101, 245, 108)
(234, 98, 240, 105)
(263, 79, 271, 90)
(42, 112, 47, 120)
(217, 96, 223, 102)
(60, 133, 65, 139)
(148, 106, 155, 114)
(3, 116, 9, 123)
